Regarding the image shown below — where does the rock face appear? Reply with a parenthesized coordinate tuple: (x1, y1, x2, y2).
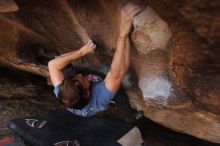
(0, 0, 219, 143)
(0, 0, 18, 13)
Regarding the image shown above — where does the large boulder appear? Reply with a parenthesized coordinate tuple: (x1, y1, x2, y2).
(0, 0, 219, 143)
(0, 0, 18, 13)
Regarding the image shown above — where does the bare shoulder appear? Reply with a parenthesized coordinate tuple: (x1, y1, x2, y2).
(104, 71, 124, 93)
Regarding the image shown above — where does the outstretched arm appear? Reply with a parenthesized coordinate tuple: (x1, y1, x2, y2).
(104, 3, 144, 93)
(48, 41, 96, 86)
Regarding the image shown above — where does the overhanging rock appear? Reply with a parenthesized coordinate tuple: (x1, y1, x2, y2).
(0, 0, 219, 143)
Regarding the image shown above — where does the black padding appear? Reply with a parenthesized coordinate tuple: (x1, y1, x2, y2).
(8, 110, 134, 146)
(6, 142, 25, 146)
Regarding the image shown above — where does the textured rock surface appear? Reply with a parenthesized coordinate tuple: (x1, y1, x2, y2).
(0, 0, 219, 144)
(0, 0, 18, 13)
(0, 68, 218, 146)
(0, 67, 56, 139)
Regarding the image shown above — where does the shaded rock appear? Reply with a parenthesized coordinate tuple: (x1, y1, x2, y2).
(0, 67, 54, 99)
(0, 0, 18, 13)
(0, 16, 50, 77)
(0, 0, 219, 144)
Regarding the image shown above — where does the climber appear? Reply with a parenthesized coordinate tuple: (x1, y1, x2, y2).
(48, 3, 144, 123)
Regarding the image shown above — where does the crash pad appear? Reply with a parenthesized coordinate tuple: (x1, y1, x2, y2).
(8, 110, 144, 146)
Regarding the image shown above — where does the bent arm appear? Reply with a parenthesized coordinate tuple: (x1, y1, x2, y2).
(48, 41, 96, 86)
(48, 50, 84, 86)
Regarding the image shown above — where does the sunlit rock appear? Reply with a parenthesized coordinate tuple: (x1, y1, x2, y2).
(0, 0, 219, 143)
(132, 7, 172, 54)
(0, 0, 18, 13)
